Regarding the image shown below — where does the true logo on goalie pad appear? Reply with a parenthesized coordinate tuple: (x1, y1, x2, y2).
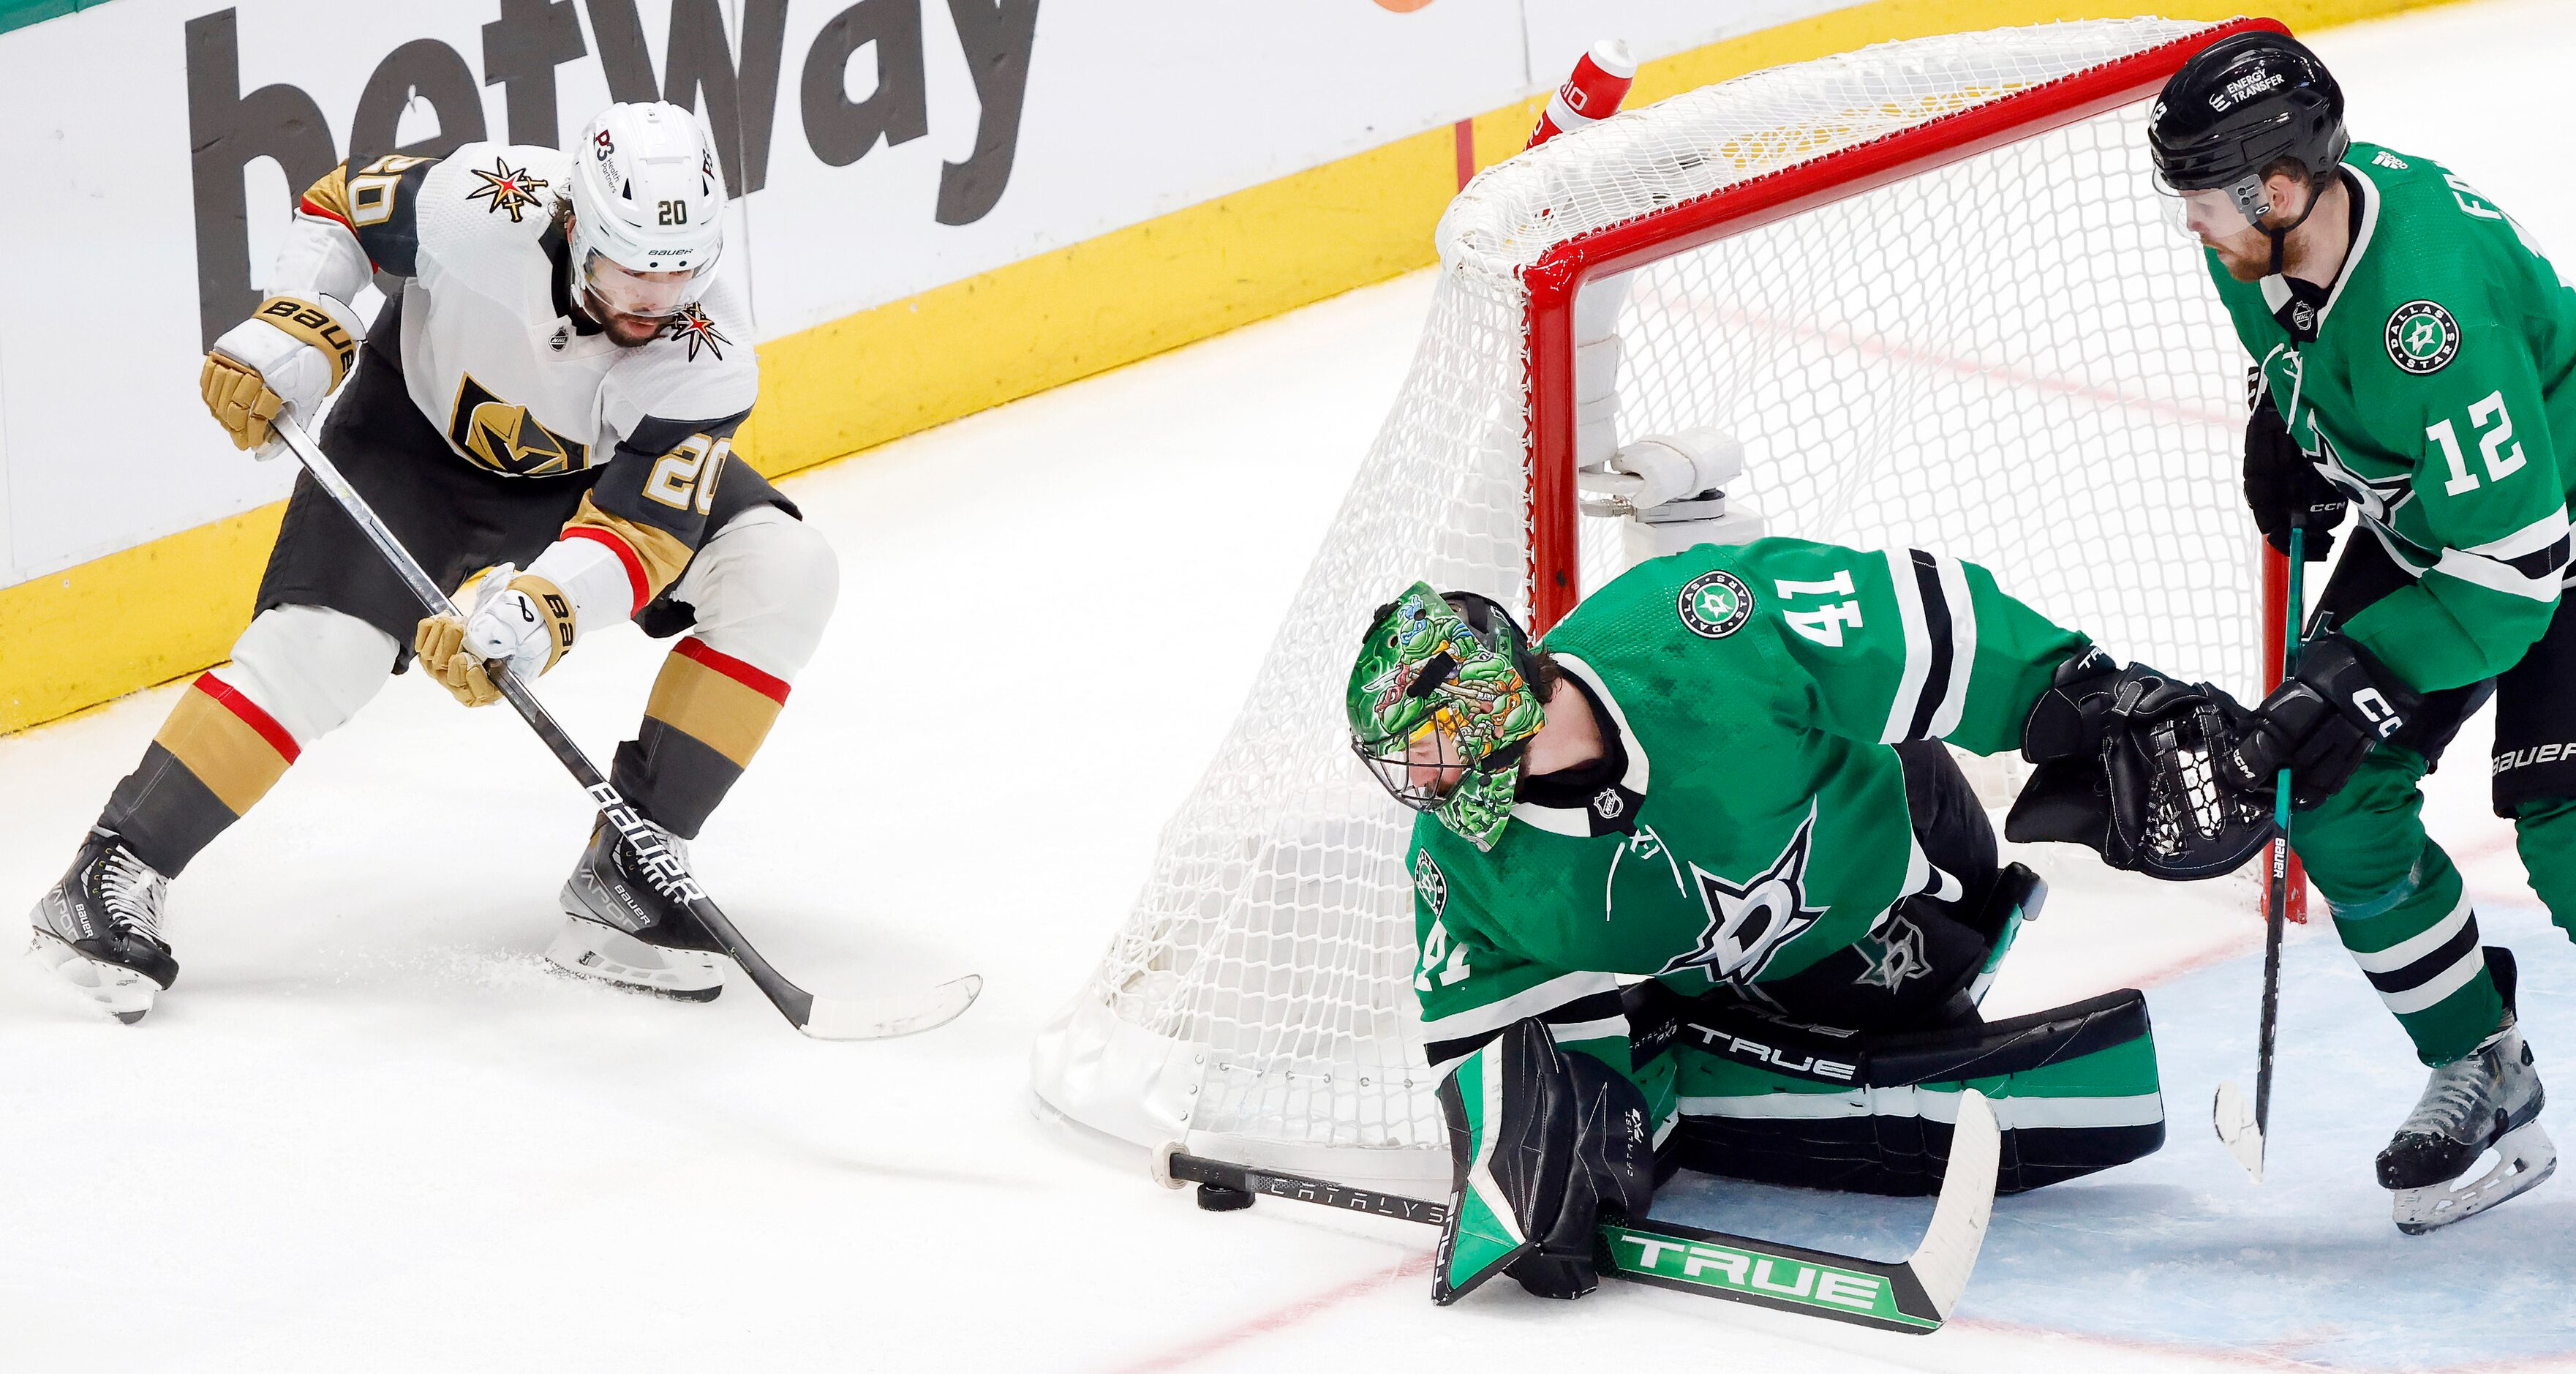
(1677, 570, 1753, 639)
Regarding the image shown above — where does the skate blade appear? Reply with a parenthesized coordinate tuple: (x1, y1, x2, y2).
(543, 917, 725, 1002)
(2212, 1081, 2265, 1182)
(26, 929, 155, 1024)
(2394, 1122, 2558, 1234)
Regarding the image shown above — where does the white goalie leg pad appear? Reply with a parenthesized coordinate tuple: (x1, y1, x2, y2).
(667, 506, 839, 683)
(2393, 1122, 2558, 1234)
(208, 605, 399, 745)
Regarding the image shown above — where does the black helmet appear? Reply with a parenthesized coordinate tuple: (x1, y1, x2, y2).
(2150, 31, 2347, 199)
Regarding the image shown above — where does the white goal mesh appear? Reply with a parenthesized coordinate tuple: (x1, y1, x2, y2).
(1033, 18, 2267, 1190)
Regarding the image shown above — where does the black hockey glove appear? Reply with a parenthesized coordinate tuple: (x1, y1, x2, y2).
(1432, 1017, 1654, 1305)
(2242, 374, 2345, 561)
(2213, 634, 2419, 809)
(2007, 646, 2273, 880)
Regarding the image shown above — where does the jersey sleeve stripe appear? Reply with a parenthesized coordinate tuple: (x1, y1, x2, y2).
(2431, 544, 2563, 601)
(562, 525, 652, 615)
(2465, 506, 2572, 560)
(1879, 547, 1934, 744)
(1422, 976, 1624, 1073)
(1924, 551, 1977, 739)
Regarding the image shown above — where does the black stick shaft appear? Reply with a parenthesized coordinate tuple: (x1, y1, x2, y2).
(2253, 529, 2306, 1138)
(271, 416, 816, 1029)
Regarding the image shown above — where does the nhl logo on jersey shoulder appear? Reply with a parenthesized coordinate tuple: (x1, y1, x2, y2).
(1592, 788, 1625, 820)
(2386, 300, 2460, 376)
(1677, 570, 1753, 639)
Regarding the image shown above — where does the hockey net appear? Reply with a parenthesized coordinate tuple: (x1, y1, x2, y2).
(1033, 17, 2279, 1191)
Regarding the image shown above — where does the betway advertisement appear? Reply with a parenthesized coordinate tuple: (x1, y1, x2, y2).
(0, 0, 1845, 593)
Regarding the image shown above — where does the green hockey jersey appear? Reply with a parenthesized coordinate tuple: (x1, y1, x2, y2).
(2210, 142, 2576, 691)
(1408, 538, 2088, 1088)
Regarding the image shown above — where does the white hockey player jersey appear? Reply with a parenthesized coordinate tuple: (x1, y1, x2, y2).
(269, 143, 759, 608)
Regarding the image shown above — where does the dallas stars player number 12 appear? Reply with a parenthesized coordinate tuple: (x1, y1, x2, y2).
(1348, 537, 2271, 1305)
(2153, 30, 2573, 1234)
(31, 103, 842, 1021)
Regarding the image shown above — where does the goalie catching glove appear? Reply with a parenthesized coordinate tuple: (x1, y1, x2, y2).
(200, 296, 364, 450)
(2006, 646, 2273, 879)
(1434, 1017, 1654, 1304)
(2212, 633, 2418, 808)
(415, 565, 575, 707)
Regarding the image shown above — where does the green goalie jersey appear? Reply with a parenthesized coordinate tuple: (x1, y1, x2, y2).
(1407, 538, 2087, 1091)
(2212, 142, 2576, 691)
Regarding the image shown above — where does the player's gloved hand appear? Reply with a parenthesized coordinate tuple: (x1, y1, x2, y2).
(2008, 645, 2272, 879)
(1431, 1017, 1654, 1305)
(2213, 634, 2418, 808)
(201, 296, 364, 451)
(2241, 377, 2344, 561)
(413, 565, 575, 707)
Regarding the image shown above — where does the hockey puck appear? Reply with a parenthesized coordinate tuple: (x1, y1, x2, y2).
(1196, 1182, 1254, 1212)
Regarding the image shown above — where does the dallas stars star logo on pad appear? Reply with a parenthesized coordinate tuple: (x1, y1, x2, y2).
(467, 159, 549, 222)
(666, 304, 730, 361)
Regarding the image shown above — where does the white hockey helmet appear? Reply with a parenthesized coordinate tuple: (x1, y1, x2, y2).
(567, 102, 727, 321)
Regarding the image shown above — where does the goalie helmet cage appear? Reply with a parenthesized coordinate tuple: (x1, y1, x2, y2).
(1033, 15, 2288, 1193)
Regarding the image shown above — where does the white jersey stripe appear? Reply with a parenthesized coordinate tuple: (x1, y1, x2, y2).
(1927, 552, 1977, 740)
(1880, 547, 1932, 745)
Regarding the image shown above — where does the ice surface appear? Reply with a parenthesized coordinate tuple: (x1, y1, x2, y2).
(5, 1, 2576, 1370)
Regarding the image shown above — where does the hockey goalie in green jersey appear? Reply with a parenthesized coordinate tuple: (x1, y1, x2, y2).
(1347, 544, 2272, 1304)
(2151, 31, 2570, 1233)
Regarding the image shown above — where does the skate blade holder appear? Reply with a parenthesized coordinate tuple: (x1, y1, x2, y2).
(2395, 1122, 2559, 1235)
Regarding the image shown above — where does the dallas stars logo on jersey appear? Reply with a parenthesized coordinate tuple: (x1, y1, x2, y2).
(2386, 299, 2460, 375)
(1660, 806, 1829, 984)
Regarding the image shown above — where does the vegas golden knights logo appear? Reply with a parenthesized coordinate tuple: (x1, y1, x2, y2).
(446, 375, 589, 477)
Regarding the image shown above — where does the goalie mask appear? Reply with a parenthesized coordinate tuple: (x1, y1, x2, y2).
(2006, 650, 2275, 881)
(1347, 584, 1545, 852)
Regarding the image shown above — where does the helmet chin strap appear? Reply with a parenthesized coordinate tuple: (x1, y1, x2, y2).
(2263, 174, 2332, 277)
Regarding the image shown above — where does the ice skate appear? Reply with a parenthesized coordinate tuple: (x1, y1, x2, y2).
(548, 817, 726, 1001)
(27, 827, 177, 1024)
(2378, 1019, 2555, 1234)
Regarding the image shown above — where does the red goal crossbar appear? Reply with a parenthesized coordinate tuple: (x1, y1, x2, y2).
(1518, 15, 2291, 632)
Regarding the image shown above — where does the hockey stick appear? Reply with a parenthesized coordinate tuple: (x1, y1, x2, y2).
(2215, 527, 2305, 1179)
(1149, 1088, 2001, 1335)
(268, 414, 980, 1040)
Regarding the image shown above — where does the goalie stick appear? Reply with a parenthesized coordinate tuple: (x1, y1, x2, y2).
(1149, 1088, 2001, 1334)
(2215, 528, 2306, 1179)
(268, 413, 980, 1041)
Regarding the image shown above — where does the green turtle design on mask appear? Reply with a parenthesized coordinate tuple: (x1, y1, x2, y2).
(1347, 582, 1545, 850)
